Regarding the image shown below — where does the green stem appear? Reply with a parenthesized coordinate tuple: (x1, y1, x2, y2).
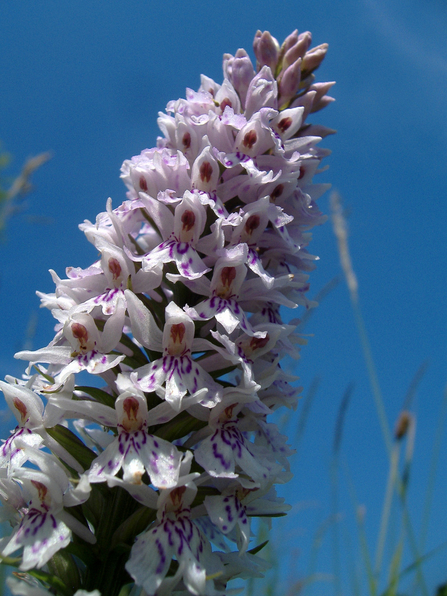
(375, 443, 400, 578)
(419, 384, 447, 553)
(84, 485, 139, 595)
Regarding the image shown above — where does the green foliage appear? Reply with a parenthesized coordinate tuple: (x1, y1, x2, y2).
(244, 195, 447, 596)
(0, 142, 50, 236)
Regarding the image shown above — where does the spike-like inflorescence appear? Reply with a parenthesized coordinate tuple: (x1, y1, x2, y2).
(1, 29, 334, 596)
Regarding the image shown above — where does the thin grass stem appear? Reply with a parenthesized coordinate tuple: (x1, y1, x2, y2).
(330, 460, 342, 596)
(295, 376, 320, 455)
(419, 384, 447, 553)
(344, 461, 377, 596)
(374, 443, 401, 578)
(331, 191, 429, 593)
(331, 384, 353, 596)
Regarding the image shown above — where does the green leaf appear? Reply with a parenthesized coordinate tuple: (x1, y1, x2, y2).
(80, 484, 109, 534)
(74, 385, 116, 408)
(151, 411, 207, 442)
(32, 365, 55, 384)
(110, 505, 157, 549)
(46, 425, 96, 469)
(247, 512, 288, 518)
(65, 540, 98, 567)
(248, 540, 269, 555)
(137, 291, 166, 328)
(115, 332, 150, 365)
(117, 584, 135, 596)
(121, 355, 148, 370)
(84, 546, 131, 596)
(0, 553, 21, 567)
(191, 486, 221, 508)
(27, 568, 73, 596)
(47, 549, 81, 594)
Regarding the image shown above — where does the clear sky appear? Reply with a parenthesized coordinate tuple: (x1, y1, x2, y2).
(1, 1, 446, 594)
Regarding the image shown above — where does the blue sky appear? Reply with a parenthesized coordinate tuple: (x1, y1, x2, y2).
(1, 0, 446, 593)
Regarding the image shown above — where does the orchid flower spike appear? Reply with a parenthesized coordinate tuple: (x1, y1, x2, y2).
(0, 28, 334, 596)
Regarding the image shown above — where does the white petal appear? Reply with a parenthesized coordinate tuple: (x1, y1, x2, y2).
(3, 511, 71, 571)
(125, 289, 163, 351)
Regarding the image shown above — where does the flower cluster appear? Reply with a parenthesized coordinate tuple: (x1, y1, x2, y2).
(0, 29, 334, 596)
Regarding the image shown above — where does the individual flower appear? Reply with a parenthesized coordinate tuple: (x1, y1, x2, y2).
(7, 577, 102, 596)
(132, 190, 211, 280)
(1, 447, 94, 571)
(15, 300, 126, 383)
(204, 489, 251, 555)
(194, 405, 282, 489)
(47, 387, 184, 488)
(125, 293, 223, 411)
(86, 392, 184, 487)
(0, 380, 82, 473)
(125, 454, 222, 596)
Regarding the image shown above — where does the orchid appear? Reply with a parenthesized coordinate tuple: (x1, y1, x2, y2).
(0, 28, 334, 596)
(125, 298, 223, 410)
(1, 446, 93, 571)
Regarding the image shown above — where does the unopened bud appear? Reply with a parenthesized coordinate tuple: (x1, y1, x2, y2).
(309, 81, 336, 103)
(283, 31, 312, 70)
(282, 29, 299, 54)
(302, 43, 329, 75)
(309, 81, 336, 113)
(290, 89, 317, 122)
(226, 48, 255, 108)
(298, 123, 337, 138)
(278, 58, 302, 107)
(253, 30, 280, 73)
(277, 30, 297, 67)
(311, 95, 336, 114)
(297, 31, 313, 54)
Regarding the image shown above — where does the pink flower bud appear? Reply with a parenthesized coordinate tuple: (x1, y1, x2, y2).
(302, 43, 329, 74)
(308, 81, 336, 112)
(224, 48, 255, 108)
(283, 31, 312, 70)
(281, 29, 299, 54)
(278, 58, 302, 106)
(253, 30, 280, 73)
(290, 89, 317, 122)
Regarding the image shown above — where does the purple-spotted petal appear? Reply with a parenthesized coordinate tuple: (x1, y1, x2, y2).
(2, 506, 71, 571)
(204, 493, 250, 554)
(194, 420, 280, 488)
